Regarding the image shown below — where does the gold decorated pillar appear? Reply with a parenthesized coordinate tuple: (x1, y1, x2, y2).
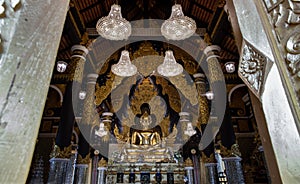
(193, 73, 209, 128)
(97, 158, 107, 184)
(202, 45, 227, 183)
(81, 73, 98, 126)
(49, 45, 89, 184)
(184, 158, 194, 184)
(54, 44, 89, 149)
(76, 73, 98, 183)
(70, 45, 89, 83)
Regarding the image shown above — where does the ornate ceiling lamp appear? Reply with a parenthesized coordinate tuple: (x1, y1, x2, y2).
(157, 50, 183, 77)
(111, 50, 137, 77)
(96, 4, 131, 40)
(161, 4, 196, 40)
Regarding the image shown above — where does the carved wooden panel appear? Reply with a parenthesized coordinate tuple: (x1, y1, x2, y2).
(238, 41, 269, 98)
(260, 0, 300, 123)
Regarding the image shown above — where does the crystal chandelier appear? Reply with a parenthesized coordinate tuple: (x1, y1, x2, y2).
(157, 50, 183, 77)
(161, 4, 196, 40)
(111, 50, 137, 77)
(96, 4, 131, 40)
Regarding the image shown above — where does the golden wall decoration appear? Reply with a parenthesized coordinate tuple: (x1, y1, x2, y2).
(98, 157, 107, 167)
(184, 157, 194, 167)
(111, 76, 138, 112)
(94, 73, 115, 106)
(159, 115, 171, 137)
(77, 153, 91, 164)
(155, 76, 181, 113)
(133, 42, 160, 58)
(169, 74, 198, 106)
(130, 77, 158, 115)
(201, 152, 215, 163)
(50, 144, 73, 159)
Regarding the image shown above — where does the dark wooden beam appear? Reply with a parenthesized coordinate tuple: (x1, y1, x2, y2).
(79, 1, 101, 13)
(193, 1, 214, 14)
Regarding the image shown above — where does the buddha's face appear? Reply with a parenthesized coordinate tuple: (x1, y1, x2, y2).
(140, 111, 152, 129)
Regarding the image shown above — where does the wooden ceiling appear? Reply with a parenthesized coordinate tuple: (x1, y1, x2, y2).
(56, 0, 239, 65)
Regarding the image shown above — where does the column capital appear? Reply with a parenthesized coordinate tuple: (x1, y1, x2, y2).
(71, 45, 89, 55)
(193, 73, 206, 84)
(71, 45, 89, 61)
(203, 45, 221, 55)
(193, 73, 205, 79)
(87, 73, 98, 84)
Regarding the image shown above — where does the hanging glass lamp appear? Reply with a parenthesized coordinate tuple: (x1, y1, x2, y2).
(157, 50, 183, 77)
(111, 50, 137, 77)
(96, 4, 131, 40)
(161, 4, 196, 40)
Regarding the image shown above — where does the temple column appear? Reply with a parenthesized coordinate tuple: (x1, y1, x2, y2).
(97, 158, 107, 184)
(193, 73, 213, 184)
(0, 0, 69, 183)
(193, 73, 209, 127)
(48, 45, 88, 184)
(201, 45, 227, 156)
(75, 73, 98, 183)
(203, 45, 226, 121)
(184, 158, 194, 184)
(204, 163, 218, 184)
(223, 157, 244, 184)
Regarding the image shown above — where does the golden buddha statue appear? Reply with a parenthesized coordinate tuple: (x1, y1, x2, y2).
(112, 103, 175, 163)
(130, 103, 162, 147)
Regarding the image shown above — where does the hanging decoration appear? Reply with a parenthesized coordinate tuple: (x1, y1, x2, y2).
(161, 4, 196, 40)
(157, 50, 183, 77)
(96, 4, 131, 40)
(111, 50, 137, 77)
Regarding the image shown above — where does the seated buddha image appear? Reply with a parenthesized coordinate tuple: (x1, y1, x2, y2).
(130, 103, 162, 147)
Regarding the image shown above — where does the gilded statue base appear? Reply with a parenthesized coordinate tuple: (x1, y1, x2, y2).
(108, 143, 182, 163)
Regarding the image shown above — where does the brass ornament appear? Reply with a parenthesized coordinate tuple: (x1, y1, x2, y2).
(184, 157, 194, 167)
(201, 152, 215, 163)
(50, 144, 73, 158)
(204, 33, 212, 46)
(77, 153, 90, 164)
(195, 80, 209, 126)
(133, 55, 164, 76)
(98, 157, 107, 167)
